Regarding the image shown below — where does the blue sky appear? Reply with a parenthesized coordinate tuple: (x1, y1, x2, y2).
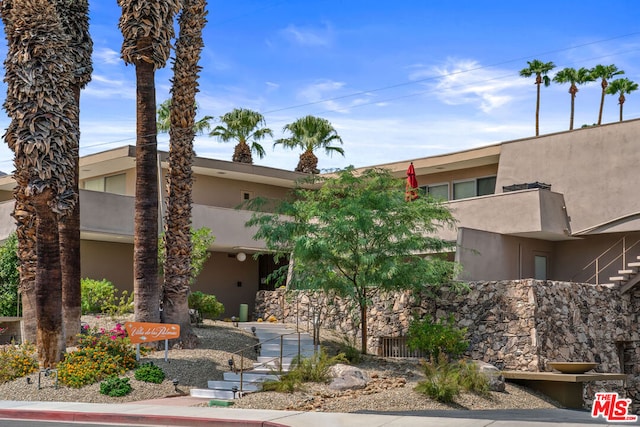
(1, 0, 640, 174)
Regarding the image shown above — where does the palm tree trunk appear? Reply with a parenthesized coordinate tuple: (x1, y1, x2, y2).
(60, 149, 81, 345)
(569, 93, 575, 131)
(162, 0, 207, 348)
(619, 95, 625, 122)
(33, 189, 65, 368)
(14, 173, 37, 343)
(134, 57, 160, 324)
(535, 78, 541, 136)
(598, 81, 607, 125)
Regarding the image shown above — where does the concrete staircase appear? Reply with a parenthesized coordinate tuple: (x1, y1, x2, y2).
(189, 322, 316, 400)
(606, 256, 640, 293)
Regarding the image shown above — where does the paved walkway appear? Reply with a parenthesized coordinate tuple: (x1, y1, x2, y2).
(0, 398, 625, 426)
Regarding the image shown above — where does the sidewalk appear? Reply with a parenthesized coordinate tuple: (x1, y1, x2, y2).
(0, 398, 625, 427)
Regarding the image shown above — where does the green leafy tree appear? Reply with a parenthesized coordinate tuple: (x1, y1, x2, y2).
(209, 108, 273, 164)
(247, 167, 459, 353)
(0, 233, 19, 316)
(606, 78, 639, 122)
(274, 115, 344, 174)
(552, 67, 594, 130)
(519, 59, 556, 136)
(158, 226, 214, 284)
(591, 64, 624, 125)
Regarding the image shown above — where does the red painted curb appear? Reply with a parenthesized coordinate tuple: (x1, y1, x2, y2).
(0, 409, 288, 427)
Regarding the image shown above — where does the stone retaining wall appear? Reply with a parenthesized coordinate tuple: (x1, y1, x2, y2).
(255, 280, 640, 409)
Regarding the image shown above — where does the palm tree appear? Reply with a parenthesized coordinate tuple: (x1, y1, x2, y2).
(157, 99, 213, 135)
(209, 108, 273, 164)
(162, 0, 207, 348)
(55, 0, 93, 347)
(591, 64, 624, 125)
(552, 67, 594, 130)
(2, 0, 79, 366)
(118, 0, 179, 324)
(274, 115, 344, 174)
(1, 0, 37, 345)
(519, 59, 556, 136)
(606, 78, 639, 122)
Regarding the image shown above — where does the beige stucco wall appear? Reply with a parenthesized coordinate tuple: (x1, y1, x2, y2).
(440, 189, 569, 242)
(81, 240, 134, 290)
(80, 240, 261, 320)
(456, 227, 554, 281)
(496, 119, 640, 233)
(0, 190, 12, 202)
(0, 200, 14, 241)
(191, 174, 291, 209)
(192, 252, 260, 320)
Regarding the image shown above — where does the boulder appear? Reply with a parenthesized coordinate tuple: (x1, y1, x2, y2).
(473, 360, 505, 392)
(328, 364, 369, 391)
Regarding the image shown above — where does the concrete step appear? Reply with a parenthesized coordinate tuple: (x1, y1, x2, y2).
(628, 262, 640, 268)
(609, 276, 628, 282)
(207, 380, 261, 392)
(253, 362, 291, 371)
(223, 372, 280, 382)
(618, 270, 634, 275)
(190, 388, 235, 399)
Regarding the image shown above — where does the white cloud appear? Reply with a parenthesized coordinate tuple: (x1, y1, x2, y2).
(279, 23, 333, 47)
(93, 48, 121, 66)
(411, 58, 528, 113)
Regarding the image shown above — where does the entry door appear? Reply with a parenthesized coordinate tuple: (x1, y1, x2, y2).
(534, 255, 547, 280)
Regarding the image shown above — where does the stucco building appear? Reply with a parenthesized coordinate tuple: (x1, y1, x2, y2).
(1, 118, 640, 315)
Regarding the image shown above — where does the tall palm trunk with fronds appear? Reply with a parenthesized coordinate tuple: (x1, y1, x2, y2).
(163, 0, 207, 348)
(2, 0, 79, 367)
(119, 0, 179, 324)
(56, 0, 93, 346)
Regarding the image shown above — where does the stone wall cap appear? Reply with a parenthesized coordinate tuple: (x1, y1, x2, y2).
(502, 371, 627, 382)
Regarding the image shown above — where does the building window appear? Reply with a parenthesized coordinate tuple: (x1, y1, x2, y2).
(452, 176, 497, 200)
(420, 183, 449, 200)
(241, 191, 254, 201)
(83, 173, 126, 195)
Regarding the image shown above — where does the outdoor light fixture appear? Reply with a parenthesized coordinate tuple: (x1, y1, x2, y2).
(251, 326, 256, 336)
(236, 252, 246, 262)
(231, 316, 238, 327)
(228, 358, 235, 372)
(232, 385, 238, 399)
(172, 378, 179, 392)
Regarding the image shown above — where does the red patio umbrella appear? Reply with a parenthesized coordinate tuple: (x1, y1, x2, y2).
(405, 162, 419, 201)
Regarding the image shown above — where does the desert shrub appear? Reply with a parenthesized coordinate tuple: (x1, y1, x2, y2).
(415, 354, 489, 403)
(0, 233, 19, 317)
(261, 348, 347, 393)
(134, 362, 165, 384)
(57, 324, 137, 388)
(0, 342, 38, 383)
(188, 291, 224, 323)
(100, 376, 132, 397)
(81, 278, 133, 315)
(407, 314, 468, 361)
(337, 339, 361, 364)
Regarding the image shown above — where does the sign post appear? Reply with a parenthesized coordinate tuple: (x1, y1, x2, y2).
(124, 322, 181, 362)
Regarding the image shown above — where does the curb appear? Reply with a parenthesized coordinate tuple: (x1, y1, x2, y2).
(0, 409, 289, 427)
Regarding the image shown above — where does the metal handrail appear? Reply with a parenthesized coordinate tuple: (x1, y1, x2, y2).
(570, 235, 640, 284)
(228, 329, 303, 394)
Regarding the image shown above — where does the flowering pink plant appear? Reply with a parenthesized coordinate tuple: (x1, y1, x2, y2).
(0, 327, 6, 335)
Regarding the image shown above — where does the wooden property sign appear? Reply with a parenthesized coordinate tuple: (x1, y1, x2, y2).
(124, 322, 180, 344)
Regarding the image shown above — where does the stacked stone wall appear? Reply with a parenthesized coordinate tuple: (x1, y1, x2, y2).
(255, 280, 640, 408)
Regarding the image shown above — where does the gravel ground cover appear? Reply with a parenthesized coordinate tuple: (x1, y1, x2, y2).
(0, 315, 560, 412)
